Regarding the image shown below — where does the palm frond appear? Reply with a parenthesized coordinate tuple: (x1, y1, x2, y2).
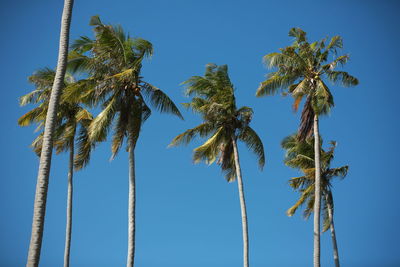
(111, 108, 128, 159)
(88, 96, 118, 142)
(287, 184, 314, 216)
(193, 127, 225, 165)
(238, 126, 265, 169)
(326, 70, 359, 87)
(288, 27, 307, 43)
(141, 81, 183, 119)
(18, 107, 47, 126)
(256, 72, 301, 97)
(169, 123, 215, 147)
(326, 36, 343, 51)
(313, 79, 334, 115)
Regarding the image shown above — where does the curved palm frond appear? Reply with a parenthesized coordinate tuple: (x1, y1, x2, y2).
(238, 126, 265, 169)
(141, 81, 183, 119)
(193, 127, 225, 165)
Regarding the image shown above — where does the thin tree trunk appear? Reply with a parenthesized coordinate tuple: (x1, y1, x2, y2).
(313, 114, 321, 267)
(63, 141, 74, 267)
(326, 193, 340, 267)
(231, 136, 249, 267)
(26, 1, 74, 266)
(127, 135, 136, 267)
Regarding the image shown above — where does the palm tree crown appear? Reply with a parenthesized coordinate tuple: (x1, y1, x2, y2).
(256, 28, 358, 140)
(68, 16, 183, 153)
(170, 64, 265, 180)
(18, 68, 93, 168)
(282, 134, 348, 231)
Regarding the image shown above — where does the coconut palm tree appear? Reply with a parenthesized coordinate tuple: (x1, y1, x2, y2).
(282, 134, 348, 267)
(256, 28, 358, 267)
(18, 68, 94, 267)
(170, 64, 265, 267)
(67, 16, 183, 267)
(25, 1, 75, 266)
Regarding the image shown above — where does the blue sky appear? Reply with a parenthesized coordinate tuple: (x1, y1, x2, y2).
(1, 0, 399, 266)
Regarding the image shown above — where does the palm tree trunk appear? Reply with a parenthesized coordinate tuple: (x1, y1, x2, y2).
(26, 1, 74, 266)
(231, 136, 249, 267)
(326, 193, 340, 267)
(63, 141, 74, 267)
(313, 114, 322, 267)
(127, 135, 137, 267)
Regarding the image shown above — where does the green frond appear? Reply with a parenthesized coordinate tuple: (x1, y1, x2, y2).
(28, 68, 56, 88)
(88, 96, 118, 142)
(62, 78, 96, 106)
(262, 52, 302, 70)
(238, 126, 265, 169)
(169, 123, 215, 147)
(108, 68, 135, 82)
(141, 81, 183, 119)
(183, 76, 214, 97)
(54, 122, 76, 154)
(322, 55, 349, 71)
(67, 51, 94, 74)
(111, 110, 128, 159)
(313, 79, 334, 115)
(30, 133, 44, 156)
(291, 78, 310, 97)
(321, 196, 331, 232)
(326, 70, 359, 87)
(89, 15, 102, 26)
(326, 166, 349, 180)
(288, 175, 308, 190)
(303, 196, 315, 219)
(326, 36, 343, 51)
(126, 101, 144, 148)
(19, 89, 43, 106)
(288, 27, 307, 43)
(285, 154, 315, 169)
(18, 107, 47, 126)
(131, 38, 153, 58)
(70, 36, 94, 53)
(218, 142, 236, 182)
(75, 108, 93, 122)
(193, 127, 225, 165)
(74, 126, 95, 170)
(256, 72, 298, 97)
(287, 184, 314, 216)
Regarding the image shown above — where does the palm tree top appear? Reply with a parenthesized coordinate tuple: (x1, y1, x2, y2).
(282, 134, 348, 231)
(18, 68, 94, 170)
(67, 16, 183, 159)
(170, 64, 265, 181)
(256, 27, 358, 114)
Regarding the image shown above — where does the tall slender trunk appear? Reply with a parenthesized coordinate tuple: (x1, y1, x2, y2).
(26, 1, 74, 266)
(313, 114, 321, 267)
(63, 141, 74, 267)
(127, 135, 137, 267)
(326, 193, 340, 267)
(231, 136, 249, 267)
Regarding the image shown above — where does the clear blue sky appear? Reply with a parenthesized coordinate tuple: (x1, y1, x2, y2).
(1, 0, 399, 266)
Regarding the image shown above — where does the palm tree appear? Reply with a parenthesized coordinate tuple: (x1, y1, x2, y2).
(18, 68, 94, 267)
(282, 134, 348, 267)
(170, 64, 265, 267)
(256, 28, 358, 267)
(25, 1, 75, 266)
(68, 16, 183, 267)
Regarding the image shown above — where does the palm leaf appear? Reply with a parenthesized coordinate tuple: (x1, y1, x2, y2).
(238, 126, 265, 169)
(141, 81, 183, 119)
